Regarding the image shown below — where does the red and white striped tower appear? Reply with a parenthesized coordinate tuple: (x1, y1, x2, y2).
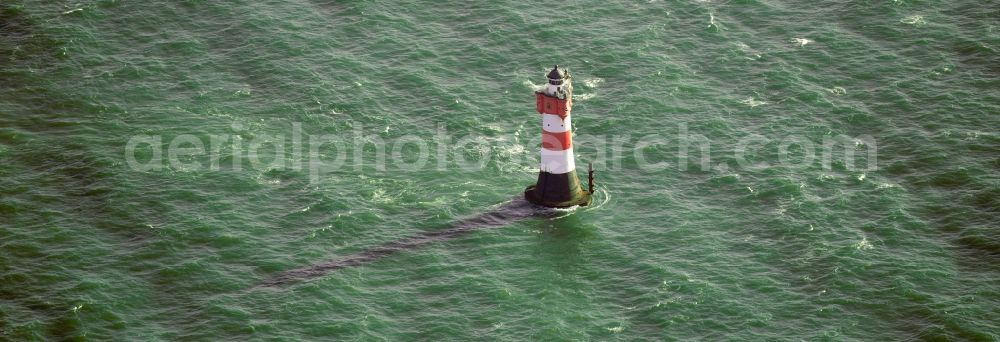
(524, 65, 592, 208)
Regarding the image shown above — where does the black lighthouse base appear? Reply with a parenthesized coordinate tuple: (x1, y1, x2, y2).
(524, 170, 592, 208)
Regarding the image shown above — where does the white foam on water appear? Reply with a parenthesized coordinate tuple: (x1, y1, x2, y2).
(740, 97, 767, 107)
(855, 234, 874, 250)
(736, 42, 762, 60)
(548, 206, 580, 219)
(901, 15, 926, 25)
(583, 78, 604, 88)
(792, 37, 812, 47)
(582, 186, 611, 212)
(522, 80, 545, 92)
(876, 182, 899, 190)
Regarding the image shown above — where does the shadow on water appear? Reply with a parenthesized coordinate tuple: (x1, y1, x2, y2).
(252, 197, 566, 289)
(0, 5, 152, 340)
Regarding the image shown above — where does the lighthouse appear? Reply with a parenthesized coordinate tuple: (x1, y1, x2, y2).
(524, 65, 593, 208)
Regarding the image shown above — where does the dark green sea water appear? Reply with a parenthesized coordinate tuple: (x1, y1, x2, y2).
(2, 0, 998, 340)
